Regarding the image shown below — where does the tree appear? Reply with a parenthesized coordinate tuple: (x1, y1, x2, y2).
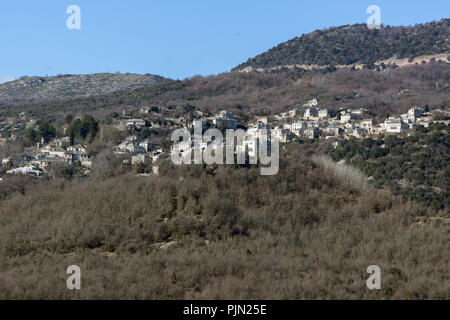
(65, 114, 73, 125)
(82, 115, 99, 142)
(69, 128, 75, 146)
(67, 115, 99, 143)
(26, 128, 37, 143)
(37, 121, 56, 142)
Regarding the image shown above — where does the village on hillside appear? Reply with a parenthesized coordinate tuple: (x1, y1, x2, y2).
(0, 99, 449, 179)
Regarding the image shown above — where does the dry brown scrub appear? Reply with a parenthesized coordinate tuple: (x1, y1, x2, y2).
(0, 145, 448, 299)
(149, 63, 450, 119)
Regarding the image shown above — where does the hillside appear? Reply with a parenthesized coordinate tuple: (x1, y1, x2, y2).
(2, 62, 448, 122)
(327, 124, 450, 210)
(233, 19, 450, 72)
(0, 144, 448, 299)
(0, 73, 169, 104)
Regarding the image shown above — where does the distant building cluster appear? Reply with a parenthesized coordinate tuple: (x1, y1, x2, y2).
(264, 100, 448, 142)
(113, 135, 167, 166)
(2, 137, 91, 177)
(167, 101, 449, 163)
(1, 100, 449, 179)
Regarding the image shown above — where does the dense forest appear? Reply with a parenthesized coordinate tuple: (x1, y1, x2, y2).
(234, 19, 450, 70)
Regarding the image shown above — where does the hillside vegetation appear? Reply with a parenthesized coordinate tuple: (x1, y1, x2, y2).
(234, 19, 450, 71)
(1, 62, 449, 122)
(327, 123, 450, 211)
(0, 145, 448, 299)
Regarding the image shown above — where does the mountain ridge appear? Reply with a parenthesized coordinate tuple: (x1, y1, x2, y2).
(233, 19, 450, 72)
(0, 73, 170, 104)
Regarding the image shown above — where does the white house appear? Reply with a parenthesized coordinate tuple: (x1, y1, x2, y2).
(360, 119, 374, 130)
(2, 157, 11, 165)
(340, 112, 356, 124)
(384, 119, 409, 133)
(132, 154, 152, 165)
(213, 111, 238, 129)
(138, 140, 159, 152)
(304, 108, 318, 119)
(291, 121, 307, 132)
(119, 119, 146, 130)
(46, 147, 73, 160)
(115, 141, 146, 154)
(31, 158, 72, 170)
(408, 106, 423, 119)
(318, 108, 329, 118)
(272, 127, 294, 143)
(7, 165, 43, 177)
(140, 107, 150, 114)
(304, 128, 320, 139)
(324, 126, 342, 136)
(303, 99, 318, 108)
(67, 143, 87, 154)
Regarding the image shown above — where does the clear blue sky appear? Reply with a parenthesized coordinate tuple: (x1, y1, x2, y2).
(0, 0, 448, 82)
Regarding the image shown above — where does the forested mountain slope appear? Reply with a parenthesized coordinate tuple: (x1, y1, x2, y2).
(234, 19, 450, 72)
